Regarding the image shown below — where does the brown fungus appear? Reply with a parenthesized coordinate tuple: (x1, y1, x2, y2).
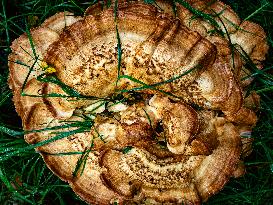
(8, 1, 268, 204)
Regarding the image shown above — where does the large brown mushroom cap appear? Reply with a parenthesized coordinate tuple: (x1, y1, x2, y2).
(8, 1, 268, 204)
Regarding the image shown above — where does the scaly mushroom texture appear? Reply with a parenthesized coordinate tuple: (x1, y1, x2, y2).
(8, 1, 268, 204)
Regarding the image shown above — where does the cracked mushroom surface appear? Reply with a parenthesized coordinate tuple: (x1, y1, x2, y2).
(8, 1, 268, 204)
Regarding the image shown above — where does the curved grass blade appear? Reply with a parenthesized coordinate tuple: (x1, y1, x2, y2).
(175, 0, 224, 36)
(73, 139, 94, 177)
(115, 25, 122, 86)
(0, 127, 90, 162)
(0, 125, 24, 136)
(114, 0, 123, 86)
(37, 74, 81, 97)
(118, 65, 198, 99)
(1, 0, 10, 50)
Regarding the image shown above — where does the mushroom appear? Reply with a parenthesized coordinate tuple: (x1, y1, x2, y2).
(8, 1, 268, 204)
(99, 111, 241, 203)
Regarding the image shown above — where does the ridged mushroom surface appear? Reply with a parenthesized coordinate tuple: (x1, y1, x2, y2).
(8, 1, 268, 204)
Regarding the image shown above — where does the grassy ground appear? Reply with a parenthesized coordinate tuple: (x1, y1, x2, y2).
(0, 0, 273, 204)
